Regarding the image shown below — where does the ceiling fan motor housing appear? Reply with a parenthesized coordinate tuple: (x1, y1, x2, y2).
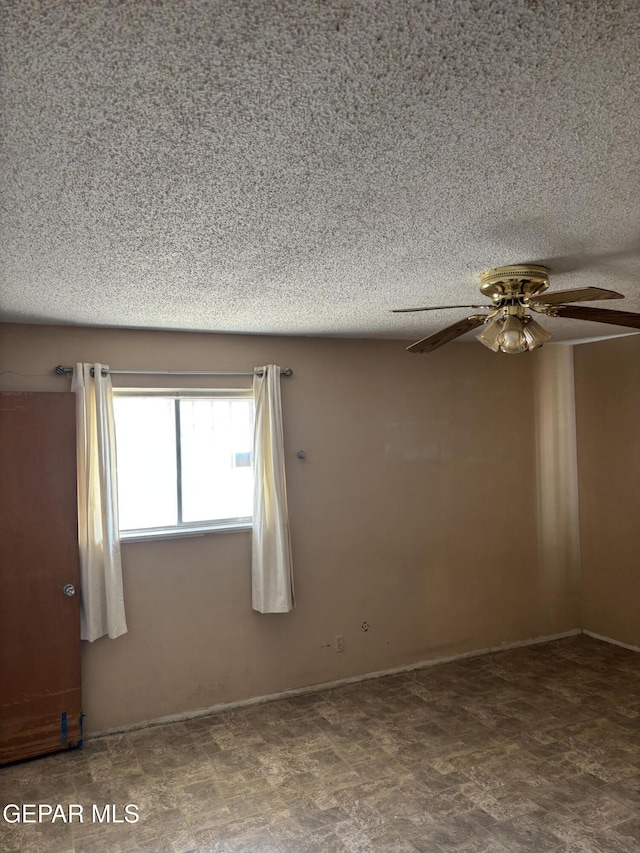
(479, 265, 550, 303)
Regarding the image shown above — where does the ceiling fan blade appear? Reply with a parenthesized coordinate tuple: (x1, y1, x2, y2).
(407, 315, 488, 353)
(530, 287, 624, 306)
(553, 305, 640, 329)
(393, 304, 488, 313)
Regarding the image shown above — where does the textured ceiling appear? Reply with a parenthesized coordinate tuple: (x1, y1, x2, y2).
(1, 0, 639, 344)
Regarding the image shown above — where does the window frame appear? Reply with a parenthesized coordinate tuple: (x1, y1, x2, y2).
(113, 387, 254, 542)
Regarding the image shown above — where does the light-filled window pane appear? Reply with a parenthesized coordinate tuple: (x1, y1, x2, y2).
(113, 397, 178, 530)
(180, 398, 253, 523)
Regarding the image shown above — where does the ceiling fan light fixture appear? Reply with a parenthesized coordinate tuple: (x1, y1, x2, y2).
(476, 318, 502, 351)
(498, 315, 528, 353)
(522, 317, 552, 350)
(478, 314, 552, 353)
(398, 263, 639, 355)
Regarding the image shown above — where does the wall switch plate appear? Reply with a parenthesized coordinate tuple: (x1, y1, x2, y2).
(335, 634, 344, 653)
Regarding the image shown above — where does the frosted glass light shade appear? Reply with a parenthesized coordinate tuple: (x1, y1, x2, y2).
(476, 319, 502, 351)
(523, 317, 552, 350)
(498, 315, 528, 353)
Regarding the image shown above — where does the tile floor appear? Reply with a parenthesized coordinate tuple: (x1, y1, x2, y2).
(1, 634, 639, 852)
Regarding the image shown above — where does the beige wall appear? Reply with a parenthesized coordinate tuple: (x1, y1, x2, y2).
(1, 323, 580, 732)
(534, 345, 581, 633)
(574, 334, 640, 647)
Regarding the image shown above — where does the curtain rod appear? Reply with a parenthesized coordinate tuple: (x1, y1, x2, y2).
(54, 365, 293, 378)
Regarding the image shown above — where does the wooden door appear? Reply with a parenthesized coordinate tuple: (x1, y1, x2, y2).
(0, 392, 82, 764)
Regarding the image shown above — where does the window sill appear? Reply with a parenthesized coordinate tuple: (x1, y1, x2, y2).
(120, 522, 252, 543)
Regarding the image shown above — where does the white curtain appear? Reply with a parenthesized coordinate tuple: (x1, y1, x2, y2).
(72, 363, 127, 641)
(252, 365, 295, 613)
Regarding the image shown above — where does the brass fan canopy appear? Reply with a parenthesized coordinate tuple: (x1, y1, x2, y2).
(479, 265, 550, 302)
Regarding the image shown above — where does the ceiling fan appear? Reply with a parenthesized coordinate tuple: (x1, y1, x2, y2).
(393, 264, 640, 354)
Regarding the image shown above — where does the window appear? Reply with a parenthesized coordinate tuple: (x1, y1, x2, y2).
(112, 389, 254, 539)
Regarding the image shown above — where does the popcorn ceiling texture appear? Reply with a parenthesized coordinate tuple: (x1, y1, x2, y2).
(1, 0, 639, 341)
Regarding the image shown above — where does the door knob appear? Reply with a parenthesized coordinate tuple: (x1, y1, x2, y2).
(62, 584, 76, 597)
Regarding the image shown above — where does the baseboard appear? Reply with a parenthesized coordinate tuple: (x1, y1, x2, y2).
(583, 629, 640, 653)
(88, 628, 582, 739)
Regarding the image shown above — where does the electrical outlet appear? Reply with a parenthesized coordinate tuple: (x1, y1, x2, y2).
(335, 634, 344, 653)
